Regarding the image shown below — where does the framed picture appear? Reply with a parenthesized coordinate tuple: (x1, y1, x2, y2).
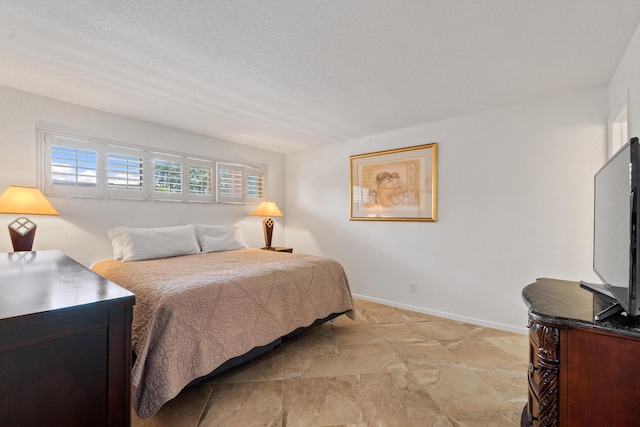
(350, 143, 437, 221)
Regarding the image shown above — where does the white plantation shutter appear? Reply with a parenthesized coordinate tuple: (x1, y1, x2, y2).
(187, 158, 215, 202)
(106, 146, 146, 199)
(217, 163, 244, 203)
(152, 153, 183, 201)
(43, 133, 100, 197)
(246, 167, 265, 201)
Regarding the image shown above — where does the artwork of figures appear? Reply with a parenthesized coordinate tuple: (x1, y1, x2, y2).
(350, 143, 437, 221)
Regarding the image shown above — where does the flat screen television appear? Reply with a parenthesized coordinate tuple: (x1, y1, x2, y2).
(581, 136, 640, 320)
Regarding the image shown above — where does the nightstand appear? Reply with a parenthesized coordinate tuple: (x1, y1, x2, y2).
(274, 246, 293, 253)
(261, 246, 293, 253)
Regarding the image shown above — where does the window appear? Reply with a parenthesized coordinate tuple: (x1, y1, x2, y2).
(189, 166, 212, 195)
(216, 164, 266, 203)
(188, 158, 215, 202)
(217, 163, 244, 203)
(246, 168, 265, 200)
(105, 145, 146, 199)
(154, 160, 181, 193)
(51, 145, 97, 187)
(39, 129, 266, 204)
(42, 133, 101, 197)
(152, 154, 182, 201)
(107, 153, 143, 191)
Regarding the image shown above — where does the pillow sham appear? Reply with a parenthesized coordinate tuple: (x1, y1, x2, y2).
(117, 225, 201, 262)
(195, 224, 248, 253)
(106, 227, 124, 260)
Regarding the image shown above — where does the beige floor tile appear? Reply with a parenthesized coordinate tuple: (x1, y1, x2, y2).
(331, 322, 388, 346)
(375, 416, 455, 427)
(484, 334, 530, 362)
(285, 322, 337, 347)
(339, 342, 408, 375)
(445, 409, 523, 426)
(413, 367, 514, 414)
(471, 326, 519, 339)
(283, 376, 363, 426)
(349, 372, 443, 422)
(284, 344, 348, 379)
(444, 337, 521, 367)
(131, 384, 211, 427)
(410, 321, 478, 345)
(353, 299, 388, 310)
(392, 307, 444, 323)
(215, 346, 284, 383)
(357, 303, 440, 324)
(470, 364, 529, 409)
(374, 322, 438, 344)
(389, 341, 465, 370)
(198, 381, 283, 427)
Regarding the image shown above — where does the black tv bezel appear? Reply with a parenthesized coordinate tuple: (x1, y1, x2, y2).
(629, 137, 640, 316)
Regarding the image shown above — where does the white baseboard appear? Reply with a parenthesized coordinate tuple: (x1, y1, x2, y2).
(351, 293, 528, 336)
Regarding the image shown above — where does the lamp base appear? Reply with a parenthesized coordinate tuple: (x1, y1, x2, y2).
(262, 217, 275, 249)
(8, 217, 37, 252)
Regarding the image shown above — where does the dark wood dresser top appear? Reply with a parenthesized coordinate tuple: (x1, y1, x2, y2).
(522, 277, 640, 339)
(0, 250, 134, 322)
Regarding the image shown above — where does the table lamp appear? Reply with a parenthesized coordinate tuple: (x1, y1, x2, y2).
(251, 201, 283, 249)
(0, 186, 59, 252)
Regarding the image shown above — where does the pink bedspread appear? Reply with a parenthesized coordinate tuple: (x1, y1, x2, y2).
(91, 249, 354, 418)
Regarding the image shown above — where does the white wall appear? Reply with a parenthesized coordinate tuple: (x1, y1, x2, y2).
(0, 86, 286, 266)
(610, 22, 640, 141)
(286, 88, 608, 332)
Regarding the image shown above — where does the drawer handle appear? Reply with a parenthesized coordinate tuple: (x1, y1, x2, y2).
(529, 363, 538, 374)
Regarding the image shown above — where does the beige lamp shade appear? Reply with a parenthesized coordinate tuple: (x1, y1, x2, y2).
(0, 186, 59, 215)
(0, 186, 58, 252)
(251, 201, 282, 217)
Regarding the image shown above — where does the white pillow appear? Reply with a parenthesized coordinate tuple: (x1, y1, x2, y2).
(117, 225, 201, 262)
(195, 224, 248, 253)
(106, 227, 124, 260)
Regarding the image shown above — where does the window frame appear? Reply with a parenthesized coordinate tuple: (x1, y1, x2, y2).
(38, 129, 267, 204)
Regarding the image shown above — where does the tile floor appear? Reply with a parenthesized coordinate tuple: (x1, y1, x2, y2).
(131, 299, 529, 427)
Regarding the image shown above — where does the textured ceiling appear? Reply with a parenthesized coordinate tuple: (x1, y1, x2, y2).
(1, 1, 640, 153)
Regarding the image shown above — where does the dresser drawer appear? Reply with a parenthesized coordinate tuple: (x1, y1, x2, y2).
(528, 354, 542, 394)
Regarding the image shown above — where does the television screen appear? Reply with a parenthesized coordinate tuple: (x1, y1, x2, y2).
(592, 137, 640, 317)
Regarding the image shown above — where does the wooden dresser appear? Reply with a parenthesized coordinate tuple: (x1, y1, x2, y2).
(522, 278, 640, 427)
(0, 250, 135, 427)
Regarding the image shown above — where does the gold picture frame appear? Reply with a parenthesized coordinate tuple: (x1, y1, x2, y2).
(350, 143, 437, 221)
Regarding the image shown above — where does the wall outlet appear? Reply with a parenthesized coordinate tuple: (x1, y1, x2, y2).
(409, 282, 417, 294)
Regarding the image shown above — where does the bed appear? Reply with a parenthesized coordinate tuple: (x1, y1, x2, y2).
(91, 247, 354, 418)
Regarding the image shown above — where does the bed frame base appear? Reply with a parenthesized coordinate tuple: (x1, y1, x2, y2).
(185, 311, 346, 387)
